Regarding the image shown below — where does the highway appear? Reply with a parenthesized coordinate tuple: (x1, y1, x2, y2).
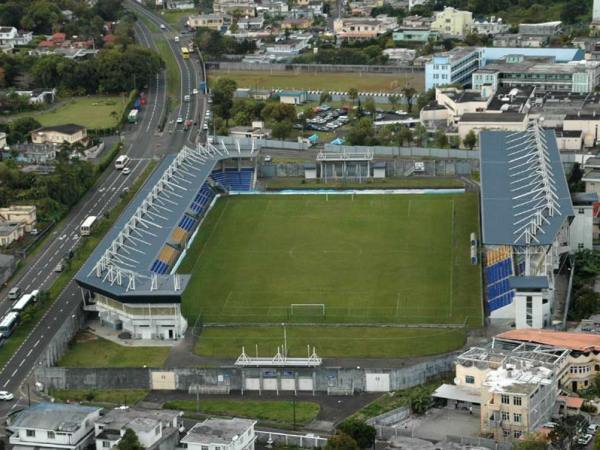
(0, 1, 206, 413)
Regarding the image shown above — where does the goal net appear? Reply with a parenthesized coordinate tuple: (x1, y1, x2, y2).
(289, 304, 326, 320)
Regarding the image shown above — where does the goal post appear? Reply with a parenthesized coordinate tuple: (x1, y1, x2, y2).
(289, 303, 326, 320)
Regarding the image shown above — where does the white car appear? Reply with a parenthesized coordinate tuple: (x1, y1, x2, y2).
(176, 117, 183, 124)
(264, 155, 272, 163)
(184, 95, 190, 102)
(122, 167, 131, 175)
(588, 424, 600, 434)
(0, 391, 14, 401)
(192, 88, 199, 95)
(577, 434, 593, 445)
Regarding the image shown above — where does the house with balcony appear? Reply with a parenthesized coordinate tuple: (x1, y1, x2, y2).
(181, 418, 256, 450)
(0, 26, 33, 49)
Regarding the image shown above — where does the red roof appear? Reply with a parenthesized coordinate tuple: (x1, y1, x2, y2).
(498, 329, 600, 352)
(559, 395, 584, 409)
(51, 32, 66, 42)
(38, 40, 55, 48)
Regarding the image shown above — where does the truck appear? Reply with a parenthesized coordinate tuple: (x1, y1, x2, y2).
(128, 109, 139, 124)
(199, 81, 207, 94)
(184, 119, 193, 130)
(133, 98, 142, 110)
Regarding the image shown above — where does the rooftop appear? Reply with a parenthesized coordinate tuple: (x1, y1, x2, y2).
(497, 329, 600, 353)
(9, 403, 99, 432)
(97, 408, 180, 433)
(460, 112, 526, 123)
(480, 126, 573, 246)
(508, 276, 549, 290)
(431, 46, 480, 64)
(182, 418, 255, 445)
(34, 124, 85, 134)
(483, 359, 554, 395)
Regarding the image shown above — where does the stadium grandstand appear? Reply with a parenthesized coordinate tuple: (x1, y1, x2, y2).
(75, 142, 257, 340)
(480, 123, 573, 329)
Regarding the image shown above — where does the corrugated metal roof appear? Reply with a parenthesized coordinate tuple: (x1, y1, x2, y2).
(480, 127, 573, 246)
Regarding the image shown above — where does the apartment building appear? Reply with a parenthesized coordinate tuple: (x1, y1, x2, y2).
(95, 408, 182, 450)
(0, 205, 36, 232)
(0, 26, 33, 49)
(430, 7, 473, 38)
(519, 21, 562, 36)
(8, 403, 102, 450)
(425, 47, 482, 90)
(181, 419, 256, 450)
(472, 17, 509, 36)
(333, 17, 396, 40)
(186, 14, 227, 31)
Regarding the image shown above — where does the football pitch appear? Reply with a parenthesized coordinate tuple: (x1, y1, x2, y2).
(178, 194, 482, 330)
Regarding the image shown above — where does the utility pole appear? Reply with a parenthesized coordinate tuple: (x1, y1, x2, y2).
(292, 395, 296, 431)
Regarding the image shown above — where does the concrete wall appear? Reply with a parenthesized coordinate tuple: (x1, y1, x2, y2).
(36, 353, 458, 394)
(207, 61, 423, 74)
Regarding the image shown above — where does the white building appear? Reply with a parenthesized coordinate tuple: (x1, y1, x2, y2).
(8, 403, 102, 450)
(570, 192, 597, 253)
(181, 418, 257, 450)
(0, 26, 33, 49)
(95, 408, 182, 450)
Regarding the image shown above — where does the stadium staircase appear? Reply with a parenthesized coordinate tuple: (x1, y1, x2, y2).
(484, 246, 515, 313)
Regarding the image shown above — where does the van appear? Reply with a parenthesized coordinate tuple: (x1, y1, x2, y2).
(160, 24, 166, 30)
(174, 36, 179, 42)
(8, 287, 20, 301)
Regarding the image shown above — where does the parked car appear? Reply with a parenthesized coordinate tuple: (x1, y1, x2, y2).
(577, 434, 593, 445)
(588, 424, 599, 434)
(176, 117, 183, 124)
(0, 391, 14, 401)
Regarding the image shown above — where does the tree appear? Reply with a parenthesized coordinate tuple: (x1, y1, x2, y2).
(402, 86, 416, 113)
(571, 286, 600, 321)
(325, 433, 359, 450)
(8, 117, 41, 144)
(560, 0, 588, 24)
(271, 120, 293, 139)
(416, 88, 436, 113)
(463, 130, 478, 149)
(398, 125, 413, 146)
(434, 129, 448, 148)
(319, 91, 332, 104)
(512, 433, 547, 450)
(364, 97, 376, 118)
(337, 420, 376, 449)
(117, 429, 144, 450)
(261, 102, 296, 124)
(414, 123, 428, 146)
(594, 432, 600, 450)
(347, 117, 377, 146)
(211, 78, 238, 125)
(348, 88, 358, 105)
(388, 94, 400, 112)
(408, 387, 431, 414)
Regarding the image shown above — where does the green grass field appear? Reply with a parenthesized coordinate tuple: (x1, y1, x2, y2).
(50, 389, 149, 405)
(57, 336, 169, 368)
(208, 70, 424, 93)
(164, 399, 320, 426)
(5, 96, 126, 129)
(195, 326, 466, 358)
(179, 195, 481, 326)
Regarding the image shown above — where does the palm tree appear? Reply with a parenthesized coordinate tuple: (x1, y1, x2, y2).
(402, 86, 416, 113)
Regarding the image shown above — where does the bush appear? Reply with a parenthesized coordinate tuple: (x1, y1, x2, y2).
(582, 402, 597, 414)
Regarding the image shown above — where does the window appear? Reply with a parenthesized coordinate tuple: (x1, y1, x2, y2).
(579, 243, 585, 250)
(201, 446, 209, 450)
(514, 431, 522, 439)
(503, 429, 511, 438)
(26, 430, 35, 438)
(513, 396, 522, 406)
(514, 413, 522, 423)
(465, 375, 475, 384)
(103, 441, 111, 448)
(501, 394, 510, 404)
(579, 208, 586, 214)
(47, 431, 55, 439)
(502, 411, 510, 421)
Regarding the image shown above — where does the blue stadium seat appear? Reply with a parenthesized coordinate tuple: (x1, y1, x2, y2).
(210, 169, 254, 191)
(485, 257, 515, 312)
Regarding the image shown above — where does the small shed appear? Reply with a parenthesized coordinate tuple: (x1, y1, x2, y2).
(373, 161, 386, 179)
(304, 163, 317, 180)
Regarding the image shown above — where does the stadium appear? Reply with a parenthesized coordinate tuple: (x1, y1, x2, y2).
(75, 141, 482, 358)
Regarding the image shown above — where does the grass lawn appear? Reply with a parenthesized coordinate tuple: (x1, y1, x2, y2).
(156, 39, 181, 102)
(164, 399, 320, 426)
(263, 177, 465, 190)
(49, 388, 149, 405)
(58, 335, 169, 368)
(195, 326, 466, 358)
(5, 96, 126, 129)
(178, 194, 481, 327)
(208, 70, 424, 93)
(160, 9, 197, 27)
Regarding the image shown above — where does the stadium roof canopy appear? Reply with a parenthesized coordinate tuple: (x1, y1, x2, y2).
(480, 125, 573, 246)
(75, 142, 256, 303)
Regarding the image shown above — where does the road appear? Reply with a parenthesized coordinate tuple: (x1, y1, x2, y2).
(0, 1, 206, 415)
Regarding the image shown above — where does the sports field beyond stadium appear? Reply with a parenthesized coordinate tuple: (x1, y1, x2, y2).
(178, 194, 481, 357)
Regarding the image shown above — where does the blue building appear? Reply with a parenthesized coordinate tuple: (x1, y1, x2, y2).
(425, 46, 585, 91)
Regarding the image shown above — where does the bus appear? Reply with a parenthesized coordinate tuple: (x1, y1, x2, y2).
(0, 312, 19, 338)
(128, 109, 139, 124)
(80, 216, 98, 236)
(12, 294, 33, 313)
(181, 47, 190, 59)
(30, 289, 39, 302)
(115, 155, 130, 170)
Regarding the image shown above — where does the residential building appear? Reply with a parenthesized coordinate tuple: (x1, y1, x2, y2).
(237, 16, 264, 31)
(0, 222, 24, 246)
(279, 90, 307, 104)
(230, 122, 272, 139)
(592, 0, 600, 31)
(186, 14, 227, 31)
(213, 0, 256, 16)
(458, 112, 528, 141)
(12, 88, 56, 105)
(425, 46, 482, 90)
(434, 338, 570, 443)
(0, 26, 33, 49)
(569, 192, 597, 252)
(519, 21, 562, 36)
(31, 124, 87, 145)
(472, 57, 600, 94)
(402, 15, 433, 29)
(281, 17, 313, 30)
(181, 418, 257, 450)
(472, 17, 509, 36)
(264, 38, 310, 59)
(408, 0, 426, 9)
(94, 408, 182, 450)
(480, 126, 573, 328)
(563, 112, 600, 147)
(0, 205, 36, 233)
(8, 403, 102, 450)
(392, 27, 438, 43)
(166, 0, 195, 9)
(383, 48, 416, 64)
(333, 17, 395, 41)
(430, 7, 473, 38)
(492, 33, 549, 48)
